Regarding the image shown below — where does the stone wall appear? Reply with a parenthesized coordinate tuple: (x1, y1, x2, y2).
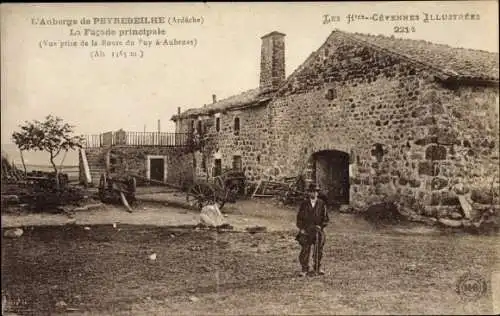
(416, 83, 500, 217)
(264, 32, 499, 214)
(82, 146, 194, 188)
(176, 117, 194, 135)
(189, 105, 270, 182)
(260, 32, 286, 94)
(169, 32, 498, 219)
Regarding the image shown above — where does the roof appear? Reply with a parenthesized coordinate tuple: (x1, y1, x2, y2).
(172, 88, 271, 120)
(174, 29, 499, 120)
(346, 30, 499, 81)
(261, 31, 286, 39)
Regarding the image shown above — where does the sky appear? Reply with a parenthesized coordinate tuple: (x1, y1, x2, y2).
(1, 1, 499, 148)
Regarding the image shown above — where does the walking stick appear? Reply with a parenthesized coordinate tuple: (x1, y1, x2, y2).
(315, 228, 320, 273)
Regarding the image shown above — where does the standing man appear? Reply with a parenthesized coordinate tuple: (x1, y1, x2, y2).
(296, 183, 329, 276)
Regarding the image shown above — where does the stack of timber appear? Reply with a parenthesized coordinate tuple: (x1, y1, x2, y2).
(252, 180, 287, 198)
(251, 175, 306, 202)
(1, 155, 25, 183)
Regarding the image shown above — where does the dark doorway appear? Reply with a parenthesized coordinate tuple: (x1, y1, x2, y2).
(214, 159, 222, 177)
(232, 156, 242, 171)
(234, 117, 240, 135)
(312, 150, 349, 205)
(150, 158, 164, 182)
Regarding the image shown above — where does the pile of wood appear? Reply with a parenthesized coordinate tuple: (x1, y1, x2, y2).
(1, 155, 25, 183)
(251, 175, 306, 205)
(1, 156, 87, 211)
(252, 180, 288, 198)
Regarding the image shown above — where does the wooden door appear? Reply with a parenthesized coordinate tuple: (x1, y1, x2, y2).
(150, 158, 164, 182)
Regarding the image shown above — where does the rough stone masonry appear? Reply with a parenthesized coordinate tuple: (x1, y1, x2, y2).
(267, 31, 499, 220)
(172, 29, 499, 222)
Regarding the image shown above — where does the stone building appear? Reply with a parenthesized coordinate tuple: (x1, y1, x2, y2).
(80, 129, 194, 188)
(172, 29, 499, 213)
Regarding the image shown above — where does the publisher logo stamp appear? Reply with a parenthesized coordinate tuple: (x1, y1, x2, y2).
(456, 272, 487, 301)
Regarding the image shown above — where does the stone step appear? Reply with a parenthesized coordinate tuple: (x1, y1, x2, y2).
(88, 166, 105, 170)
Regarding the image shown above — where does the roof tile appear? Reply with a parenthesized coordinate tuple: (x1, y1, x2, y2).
(347, 31, 499, 81)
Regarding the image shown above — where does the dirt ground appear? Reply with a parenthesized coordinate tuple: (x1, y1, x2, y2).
(2, 198, 500, 315)
(1, 198, 297, 232)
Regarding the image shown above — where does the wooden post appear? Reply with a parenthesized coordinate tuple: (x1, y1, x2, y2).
(157, 119, 161, 146)
(19, 149, 27, 176)
(59, 150, 68, 169)
(252, 180, 262, 198)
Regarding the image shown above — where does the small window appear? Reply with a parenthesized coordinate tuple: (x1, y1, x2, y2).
(214, 159, 222, 177)
(371, 143, 385, 162)
(197, 121, 202, 134)
(234, 117, 240, 135)
(326, 88, 336, 100)
(232, 156, 242, 171)
(216, 117, 220, 132)
(201, 156, 207, 172)
(190, 120, 195, 133)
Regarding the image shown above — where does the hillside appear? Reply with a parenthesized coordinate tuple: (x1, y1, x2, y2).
(1, 143, 79, 167)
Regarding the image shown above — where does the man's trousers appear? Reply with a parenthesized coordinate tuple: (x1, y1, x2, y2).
(298, 229, 326, 272)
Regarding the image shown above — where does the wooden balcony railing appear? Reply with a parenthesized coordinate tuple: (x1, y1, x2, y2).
(83, 131, 192, 148)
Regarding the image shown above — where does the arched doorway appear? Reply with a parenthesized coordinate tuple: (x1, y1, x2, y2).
(311, 150, 349, 205)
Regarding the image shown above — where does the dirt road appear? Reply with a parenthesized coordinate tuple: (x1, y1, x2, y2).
(1, 199, 297, 232)
(2, 222, 499, 315)
(2, 198, 499, 315)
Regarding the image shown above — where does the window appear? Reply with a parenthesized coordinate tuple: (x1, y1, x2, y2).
(109, 157, 117, 173)
(201, 156, 207, 172)
(325, 88, 336, 100)
(213, 159, 222, 177)
(215, 117, 220, 132)
(371, 143, 385, 162)
(190, 120, 195, 133)
(234, 117, 240, 135)
(232, 156, 242, 171)
(197, 120, 202, 134)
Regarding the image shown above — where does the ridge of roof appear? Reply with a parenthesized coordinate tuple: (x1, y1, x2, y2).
(172, 87, 267, 120)
(341, 31, 454, 80)
(345, 30, 498, 81)
(175, 29, 498, 120)
(276, 29, 498, 96)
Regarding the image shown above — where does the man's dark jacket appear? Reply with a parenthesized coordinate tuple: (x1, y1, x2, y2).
(296, 198, 329, 244)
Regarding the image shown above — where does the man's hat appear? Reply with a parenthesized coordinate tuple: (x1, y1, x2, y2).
(307, 183, 321, 192)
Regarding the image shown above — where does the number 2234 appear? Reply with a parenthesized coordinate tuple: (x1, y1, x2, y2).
(394, 26, 416, 33)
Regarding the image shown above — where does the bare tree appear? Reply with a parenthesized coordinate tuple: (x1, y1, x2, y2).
(12, 115, 84, 189)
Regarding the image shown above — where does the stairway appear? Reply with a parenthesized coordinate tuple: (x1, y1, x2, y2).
(83, 149, 107, 187)
(88, 166, 105, 186)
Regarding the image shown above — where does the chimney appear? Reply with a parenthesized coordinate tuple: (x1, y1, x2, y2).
(177, 107, 181, 115)
(259, 31, 286, 93)
(212, 94, 217, 103)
